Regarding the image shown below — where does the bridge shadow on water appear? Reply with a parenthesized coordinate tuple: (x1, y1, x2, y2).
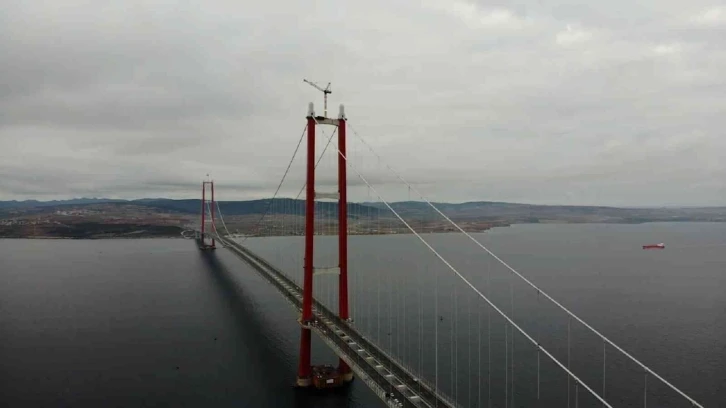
(197, 250, 360, 408)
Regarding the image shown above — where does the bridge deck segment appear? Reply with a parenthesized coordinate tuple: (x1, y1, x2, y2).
(216, 235, 457, 408)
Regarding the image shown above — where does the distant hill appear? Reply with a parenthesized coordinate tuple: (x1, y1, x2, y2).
(0, 198, 379, 218)
(1, 198, 725, 223)
(361, 201, 726, 223)
(0, 198, 125, 209)
(126, 198, 378, 217)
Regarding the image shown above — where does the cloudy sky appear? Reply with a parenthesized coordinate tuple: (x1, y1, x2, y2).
(1, 1, 724, 206)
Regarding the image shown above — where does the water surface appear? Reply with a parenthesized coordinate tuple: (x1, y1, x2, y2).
(1, 223, 723, 407)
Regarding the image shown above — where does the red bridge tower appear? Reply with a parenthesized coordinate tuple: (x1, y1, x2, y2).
(296, 102, 353, 388)
(198, 180, 216, 250)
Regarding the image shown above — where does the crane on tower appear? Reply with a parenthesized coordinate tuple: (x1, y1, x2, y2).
(303, 79, 331, 118)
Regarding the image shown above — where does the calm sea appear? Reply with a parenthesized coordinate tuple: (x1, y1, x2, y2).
(1, 223, 723, 407)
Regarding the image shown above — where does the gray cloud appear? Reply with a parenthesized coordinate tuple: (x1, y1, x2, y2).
(0, 1, 724, 206)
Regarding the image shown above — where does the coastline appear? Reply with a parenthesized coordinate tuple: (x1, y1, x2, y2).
(5, 219, 724, 240)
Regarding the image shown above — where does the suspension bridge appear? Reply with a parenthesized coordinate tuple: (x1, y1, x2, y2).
(188, 100, 706, 408)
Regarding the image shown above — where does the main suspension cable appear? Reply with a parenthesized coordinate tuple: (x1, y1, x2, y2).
(346, 121, 704, 408)
(329, 135, 614, 408)
(242, 125, 307, 241)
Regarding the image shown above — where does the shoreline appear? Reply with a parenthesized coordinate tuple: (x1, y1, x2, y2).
(3, 219, 724, 240)
(0, 235, 186, 240)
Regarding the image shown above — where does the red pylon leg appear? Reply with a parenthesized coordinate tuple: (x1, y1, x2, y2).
(210, 181, 216, 248)
(297, 107, 316, 387)
(296, 327, 312, 386)
(337, 107, 352, 381)
(201, 182, 206, 240)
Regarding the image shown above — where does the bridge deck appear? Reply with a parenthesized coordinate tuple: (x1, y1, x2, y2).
(216, 235, 457, 408)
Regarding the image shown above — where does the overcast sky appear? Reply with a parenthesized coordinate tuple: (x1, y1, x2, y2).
(0, 1, 724, 206)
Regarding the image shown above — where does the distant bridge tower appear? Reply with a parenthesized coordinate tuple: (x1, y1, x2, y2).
(296, 102, 352, 387)
(198, 180, 216, 250)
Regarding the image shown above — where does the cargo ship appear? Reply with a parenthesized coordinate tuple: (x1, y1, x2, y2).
(642, 243, 665, 249)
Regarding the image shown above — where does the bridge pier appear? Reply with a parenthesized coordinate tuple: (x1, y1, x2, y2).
(197, 235, 217, 250)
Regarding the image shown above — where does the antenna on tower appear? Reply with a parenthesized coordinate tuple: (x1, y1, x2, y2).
(303, 79, 332, 117)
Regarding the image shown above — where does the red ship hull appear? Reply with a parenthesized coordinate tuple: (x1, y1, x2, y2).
(642, 243, 665, 249)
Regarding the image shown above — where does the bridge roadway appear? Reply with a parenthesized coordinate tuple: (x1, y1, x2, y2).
(214, 234, 458, 408)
